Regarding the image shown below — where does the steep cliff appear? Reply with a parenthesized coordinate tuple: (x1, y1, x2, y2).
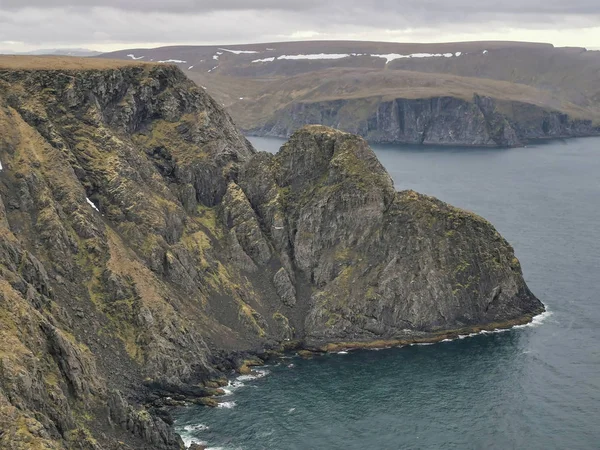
(0, 58, 543, 449)
(250, 95, 600, 146)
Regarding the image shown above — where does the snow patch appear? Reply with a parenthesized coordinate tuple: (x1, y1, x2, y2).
(219, 48, 259, 54)
(213, 55, 219, 60)
(207, 66, 218, 73)
(188, 65, 194, 70)
(0, 161, 3, 171)
(483, 50, 488, 54)
(239, 97, 244, 100)
(157, 59, 187, 64)
(86, 197, 99, 212)
(126, 54, 144, 60)
(277, 53, 350, 60)
(266, 48, 276, 51)
(372, 52, 460, 63)
(252, 57, 275, 63)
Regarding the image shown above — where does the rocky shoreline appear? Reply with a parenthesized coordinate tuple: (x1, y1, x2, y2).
(246, 95, 600, 148)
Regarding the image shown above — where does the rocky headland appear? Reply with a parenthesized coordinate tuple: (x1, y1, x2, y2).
(0, 57, 543, 449)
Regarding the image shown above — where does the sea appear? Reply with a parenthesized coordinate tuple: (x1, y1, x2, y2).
(174, 136, 600, 450)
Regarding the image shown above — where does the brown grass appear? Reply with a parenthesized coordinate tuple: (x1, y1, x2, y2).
(0, 55, 154, 70)
(223, 67, 600, 128)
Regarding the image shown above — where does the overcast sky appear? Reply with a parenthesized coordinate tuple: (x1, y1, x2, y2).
(1, 1, 600, 52)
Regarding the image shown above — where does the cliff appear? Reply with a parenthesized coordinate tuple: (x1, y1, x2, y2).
(249, 95, 600, 146)
(0, 58, 543, 449)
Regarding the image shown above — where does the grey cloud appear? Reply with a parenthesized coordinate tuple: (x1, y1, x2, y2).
(0, 0, 322, 12)
(2, 0, 600, 14)
(0, 0, 599, 50)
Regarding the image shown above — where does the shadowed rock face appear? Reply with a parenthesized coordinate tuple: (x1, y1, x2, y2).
(0, 62, 542, 449)
(251, 95, 600, 147)
(239, 126, 543, 343)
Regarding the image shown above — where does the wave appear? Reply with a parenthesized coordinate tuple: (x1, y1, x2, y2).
(217, 401, 237, 409)
(181, 436, 207, 448)
(513, 310, 553, 329)
(440, 310, 553, 343)
(236, 368, 270, 382)
(183, 424, 210, 432)
(205, 447, 244, 450)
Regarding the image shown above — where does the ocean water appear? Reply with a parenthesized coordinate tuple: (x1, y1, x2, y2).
(175, 136, 600, 450)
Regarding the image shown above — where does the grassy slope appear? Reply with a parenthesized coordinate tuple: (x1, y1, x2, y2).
(195, 68, 600, 130)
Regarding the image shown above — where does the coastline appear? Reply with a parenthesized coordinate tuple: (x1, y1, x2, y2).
(310, 309, 549, 353)
(175, 308, 552, 449)
(244, 130, 600, 149)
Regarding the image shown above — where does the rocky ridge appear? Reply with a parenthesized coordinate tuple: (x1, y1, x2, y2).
(0, 58, 543, 449)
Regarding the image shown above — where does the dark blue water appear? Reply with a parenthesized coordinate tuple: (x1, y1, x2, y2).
(175, 137, 600, 450)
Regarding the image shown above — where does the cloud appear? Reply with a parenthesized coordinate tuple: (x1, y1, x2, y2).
(0, 1, 599, 52)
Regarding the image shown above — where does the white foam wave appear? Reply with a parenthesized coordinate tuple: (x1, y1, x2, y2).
(236, 369, 270, 382)
(513, 310, 553, 328)
(217, 401, 236, 409)
(221, 387, 233, 396)
(181, 436, 207, 447)
(183, 424, 209, 432)
(439, 311, 552, 343)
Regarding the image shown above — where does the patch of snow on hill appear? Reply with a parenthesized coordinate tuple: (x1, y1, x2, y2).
(188, 65, 194, 70)
(220, 48, 259, 54)
(208, 66, 218, 73)
(213, 55, 219, 60)
(372, 52, 461, 63)
(266, 48, 276, 51)
(483, 50, 488, 54)
(158, 59, 187, 64)
(252, 57, 275, 63)
(277, 53, 350, 60)
(126, 54, 144, 60)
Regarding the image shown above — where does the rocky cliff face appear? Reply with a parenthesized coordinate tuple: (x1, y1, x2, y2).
(0, 60, 543, 449)
(250, 95, 600, 147)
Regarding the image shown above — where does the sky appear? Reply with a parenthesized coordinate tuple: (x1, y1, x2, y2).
(1, 1, 600, 52)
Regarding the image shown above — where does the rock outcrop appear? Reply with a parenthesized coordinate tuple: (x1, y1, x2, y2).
(0, 59, 543, 449)
(250, 95, 600, 147)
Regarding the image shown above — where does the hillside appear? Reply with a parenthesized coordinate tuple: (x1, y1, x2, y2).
(0, 57, 543, 449)
(99, 41, 600, 146)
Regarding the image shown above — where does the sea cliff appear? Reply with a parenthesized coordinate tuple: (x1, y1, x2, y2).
(0, 58, 543, 449)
